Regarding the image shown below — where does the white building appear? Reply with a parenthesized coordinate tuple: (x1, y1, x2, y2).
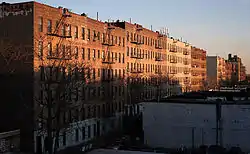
(141, 102, 250, 152)
(206, 56, 226, 89)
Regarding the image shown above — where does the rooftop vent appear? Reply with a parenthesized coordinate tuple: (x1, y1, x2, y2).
(81, 13, 87, 16)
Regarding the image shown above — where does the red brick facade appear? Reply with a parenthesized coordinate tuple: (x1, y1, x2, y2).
(191, 47, 207, 91)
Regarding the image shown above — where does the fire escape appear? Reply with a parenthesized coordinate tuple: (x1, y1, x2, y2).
(155, 32, 164, 101)
(37, 7, 72, 130)
(169, 38, 178, 89)
(126, 24, 144, 118)
(101, 23, 116, 119)
(46, 8, 72, 60)
(36, 8, 72, 154)
(183, 43, 190, 92)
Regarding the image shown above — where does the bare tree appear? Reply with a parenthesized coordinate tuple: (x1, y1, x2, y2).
(31, 9, 96, 154)
(200, 79, 209, 91)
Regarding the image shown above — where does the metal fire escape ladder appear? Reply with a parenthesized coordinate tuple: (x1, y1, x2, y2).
(46, 8, 72, 60)
(37, 8, 72, 134)
(101, 23, 116, 118)
(127, 25, 145, 116)
(155, 34, 164, 101)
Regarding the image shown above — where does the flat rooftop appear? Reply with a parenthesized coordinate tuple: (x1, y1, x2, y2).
(87, 149, 165, 154)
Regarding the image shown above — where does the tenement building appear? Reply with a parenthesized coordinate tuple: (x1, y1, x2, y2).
(166, 37, 192, 94)
(227, 54, 246, 82)
(0, 1, 192, 153)
(206, 56, 226, 89)
(190, 47, 207, 91)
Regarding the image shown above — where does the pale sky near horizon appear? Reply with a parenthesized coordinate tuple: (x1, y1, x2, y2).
(6, 0, 250, 73)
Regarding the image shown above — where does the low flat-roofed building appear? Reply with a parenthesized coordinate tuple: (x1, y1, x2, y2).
(140, 101, 250, 152)
(87, 149, 165, 154)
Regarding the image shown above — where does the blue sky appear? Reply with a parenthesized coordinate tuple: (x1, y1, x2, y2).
(7, 0, 250, 73)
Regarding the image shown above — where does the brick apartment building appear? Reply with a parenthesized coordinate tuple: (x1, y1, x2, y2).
(227, 54, 246, 82)
(225, 60, 236, 81)
(190, 47, 207, 91)
(240, 65, 247, 81)
(207, 54, 246, 88)
(0, 1, 192, 153)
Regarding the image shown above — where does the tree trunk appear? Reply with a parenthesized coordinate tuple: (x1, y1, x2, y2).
(47, 84, 53, 154)
(53, 107, 61, 154)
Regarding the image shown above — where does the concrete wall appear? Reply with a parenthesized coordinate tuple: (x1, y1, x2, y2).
(141, 102, 250, 152)
(142, 103, 216, 148)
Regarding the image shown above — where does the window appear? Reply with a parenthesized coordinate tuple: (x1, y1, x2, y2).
(98, 69, 100, 77)
(62, 25, 66, 36)
(75, 129, 79, 142)
(118, 53, 121, 63)
(74, 26, 78, 38)
(115, 36, 117, 44)
(74, 47, 78, 59)
(38, 17, 43, 32)
(47, 20, 52, 33)
(88, 48, 90, 60)
(122, 54, 125, 63)
(55, 44, 59, 56)
(40, 66, 45, 81)
(102, 50, 105, 59)
(93, 69, 96, 80)
(67, 24, 71, 36)
(88, 125, 91, 138)
(97, 32, 100, 40)
(93, 124, 97, 137)
(87, 29, 90, 40)
(127, 47, 129, 56)
(47, 42, 52, 56)
(87, 68, 91, 79)
(102, 33, 105, 43)
(55, 21, 59, 29)
(119, 36, 121, 45)
(62, 45, 66, 57)
(81, 27, 85, 40)
(98, 50, 100, 59)
(66, 46, 71, 58)
(63, 132, 66, 146)
(82, 48, 85, 59)
(38, 41, 43, 58)
(93, 30, 96, 41)
(92, 49, 96, 59)
(82, 127, 85, 140)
